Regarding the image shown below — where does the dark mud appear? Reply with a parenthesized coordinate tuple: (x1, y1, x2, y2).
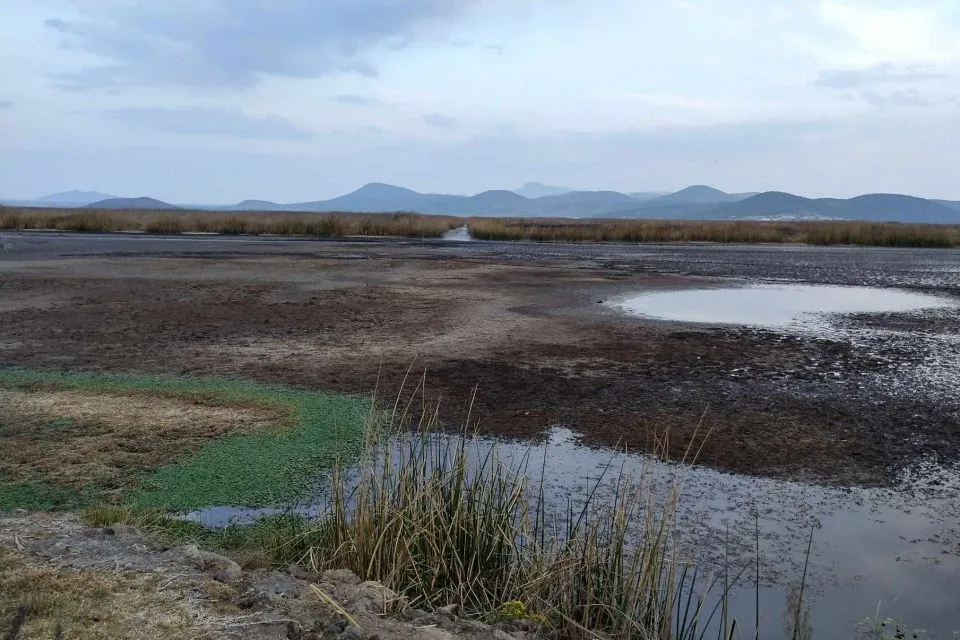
(1, 232, 958, 487)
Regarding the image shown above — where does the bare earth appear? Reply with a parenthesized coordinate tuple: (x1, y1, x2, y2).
(1, 232, 959, 486)
(0, 512, 506, 639)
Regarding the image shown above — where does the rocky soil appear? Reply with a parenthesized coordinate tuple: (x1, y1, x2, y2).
(1, 512, 535, 640)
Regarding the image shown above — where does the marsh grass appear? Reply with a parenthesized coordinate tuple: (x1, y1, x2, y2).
(468, 217, 960, 248)
(253, 380, 745, 640)
(0, 207, 461, 238)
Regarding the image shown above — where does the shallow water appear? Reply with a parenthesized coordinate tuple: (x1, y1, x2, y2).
(184, 427, 960, 638)
(613, 284, 952, 329)
(443, 226, 473, 241)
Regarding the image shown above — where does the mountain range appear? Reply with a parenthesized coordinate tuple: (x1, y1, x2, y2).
(4, 184, 960, 223)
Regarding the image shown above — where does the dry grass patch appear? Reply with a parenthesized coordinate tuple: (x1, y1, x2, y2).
(468, 217, 960, 247)
(0, 547, 204, 640)
(0, 388, 284, 493)
(0, 207, 461, 238)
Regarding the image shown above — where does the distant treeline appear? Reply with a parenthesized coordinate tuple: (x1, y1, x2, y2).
(467, 217, 960, 248)
(0, 207, 461, 238)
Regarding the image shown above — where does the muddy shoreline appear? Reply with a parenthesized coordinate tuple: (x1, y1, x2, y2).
(2, 231, 958, 487)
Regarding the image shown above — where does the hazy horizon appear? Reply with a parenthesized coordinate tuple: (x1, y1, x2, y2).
(11, 181, 960, 207)
(2, 1, 959, 202)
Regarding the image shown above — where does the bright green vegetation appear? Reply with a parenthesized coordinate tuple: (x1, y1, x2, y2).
(0, 369, 369, 511)
(84, 505, 321, 564)
(0, 482, 92, 511)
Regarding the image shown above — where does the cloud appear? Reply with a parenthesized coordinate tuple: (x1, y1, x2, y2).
(0, 101, 12, 109)
(860, 88, 935, 108)
(45, 1, 470, 90)
(422, 113, 457, 128)
(814, 63, 949, 88)
(817, 1, 946, 62)
(330, 95, 381, 106)
(103, 107, 314, 139)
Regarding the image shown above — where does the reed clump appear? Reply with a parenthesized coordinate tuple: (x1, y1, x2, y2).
(280, 388, 734, 640)
(0, 207, 460, 239)
(467, 217, 960, 248)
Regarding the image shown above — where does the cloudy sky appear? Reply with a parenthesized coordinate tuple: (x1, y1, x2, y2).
(2, 0, 959, 203)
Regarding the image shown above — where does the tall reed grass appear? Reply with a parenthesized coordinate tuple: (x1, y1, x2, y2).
(269, 383, 745, 640)
(0, 207, 460, 239)
(468, 217, 960, 248)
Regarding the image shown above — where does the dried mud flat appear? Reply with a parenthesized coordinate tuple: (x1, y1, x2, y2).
(1, 232, 959, 487)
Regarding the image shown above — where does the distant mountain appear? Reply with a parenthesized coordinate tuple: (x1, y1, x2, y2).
(36, 190, 116, 205)
(288, 183, 426, 212)
(464, 190, 529, 214)
(263, 185, 958, 222)
(514, 182, 573, 198)
(934, 200, 960, 212)
(717, 191, 817, 216)
(714, 192, 956, 223)
(652, 185, 749, 205)
(26, 182, 954, 223)
(527, 190, 636, 216)
(232, 199, 283, 211)
(843, 194, 952, 222)
(628, 191, 670, 201)
(87, 197, 179, 210)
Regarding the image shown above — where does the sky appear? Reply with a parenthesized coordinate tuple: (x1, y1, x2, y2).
(1, 0, 959, 203)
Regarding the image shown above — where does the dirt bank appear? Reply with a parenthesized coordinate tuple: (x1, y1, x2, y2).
(1, 512, 527, 639)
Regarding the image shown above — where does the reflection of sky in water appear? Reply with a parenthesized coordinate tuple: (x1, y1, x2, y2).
(613, 284, 952, 329)
(615, 282, 960, 410)
(442, 226, 473, 241)
(184, 428, 960, 639)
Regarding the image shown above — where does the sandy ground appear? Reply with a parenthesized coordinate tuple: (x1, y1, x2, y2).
(1, 231, 959, 486)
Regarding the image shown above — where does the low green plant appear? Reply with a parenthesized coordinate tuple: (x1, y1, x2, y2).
(0, 369, 370, 511)
(0, 483, 88, 512)
(82, 505, 320, 565)
(497, 600, 549, 627)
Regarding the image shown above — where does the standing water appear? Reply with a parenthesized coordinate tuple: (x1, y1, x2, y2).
(183, 427, 960, 638)
(612, 284, 952, 329)
(443, 226, 473, 241)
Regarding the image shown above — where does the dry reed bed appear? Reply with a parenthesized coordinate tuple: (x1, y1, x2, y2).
(0, 207, 461, 238)
(468, 217, 960, 247)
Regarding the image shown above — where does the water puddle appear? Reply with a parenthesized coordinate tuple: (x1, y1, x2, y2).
(612, 284, 951, 329)
(443, 226, 473, 241)
(183, 428, 960, 638)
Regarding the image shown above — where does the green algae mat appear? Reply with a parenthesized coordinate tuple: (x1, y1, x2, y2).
(0, 369, 369, 511)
